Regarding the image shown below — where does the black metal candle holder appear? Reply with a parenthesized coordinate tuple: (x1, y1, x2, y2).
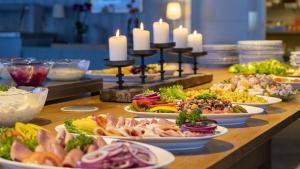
(104, 59, 135, 90)
(129, 49, 157, 84)
(184, 51, 208, 74)
(170, 47, 193, 77)
(152, 42, 176, 81)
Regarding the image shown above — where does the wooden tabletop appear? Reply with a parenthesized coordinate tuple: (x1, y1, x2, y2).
(36, 68, 300, 169)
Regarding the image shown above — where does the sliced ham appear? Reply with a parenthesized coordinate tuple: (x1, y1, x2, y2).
(157, 119, 175, 126)
(116, 117, 125, 128)
(10, 140, 33, 161)
(125, 118, 138, 127)
(62, 149, 84, 168)
(64, 133, 74, 145)
(49, 143, 66, 160)
(55, 129, 66, 146)
(37, 129, 54, 147)
(159, 130, 182, 137)
(37, 129, 66, 160)
(137, 119, 150, 127)
(106, 113, 118, 126)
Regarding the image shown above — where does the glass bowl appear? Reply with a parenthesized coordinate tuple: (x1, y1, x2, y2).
(47, 59, 90, 81)
(0, 87, 48, 127)
(7, 60, 51, 86)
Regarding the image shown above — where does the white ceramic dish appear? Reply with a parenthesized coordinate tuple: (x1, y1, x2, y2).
(55, 121, 227, 151)
(0, 138, 175, 169)
(232, 95, 282, 109)
(124, 105, 264, 127)
(273, 76, 300, 89)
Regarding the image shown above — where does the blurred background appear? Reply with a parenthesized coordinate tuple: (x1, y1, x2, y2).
(1, 1, 300, 169)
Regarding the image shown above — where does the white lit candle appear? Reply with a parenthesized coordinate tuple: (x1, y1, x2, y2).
(109, 29, 127, 61)
(153, 18, 169, 44)
(173, 25, 188, 48)
(188, 30, 203, 52)
(133, 22, 150, 50)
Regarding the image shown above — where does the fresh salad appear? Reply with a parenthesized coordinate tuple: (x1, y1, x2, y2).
(129, 85, 185, 113)
(228, 59, 290, 76)
(0, 122, 158, 169)
(210, 74, 297, 100)
(63, 113, 217, 138)
(129, 86, 249, 114)
(178, 93, 248, 114)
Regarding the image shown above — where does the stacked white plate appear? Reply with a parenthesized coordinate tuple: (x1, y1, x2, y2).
(238, 40, 284, 64)
(197, 44, 238, 67)
(290, 51, 300, 66)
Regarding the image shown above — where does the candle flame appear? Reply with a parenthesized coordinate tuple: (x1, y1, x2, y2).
(116, 29, 120, 37)
(140, 22, 144, 30)
(179, 25, 183, 29)
(159, 18, 163, 24)
(193, 30, 197, 34)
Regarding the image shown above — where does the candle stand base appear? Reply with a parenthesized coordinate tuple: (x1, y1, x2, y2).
(129, 49, 157, 84)
(104, 59, 135, 90)
(152, 42, 176, 81)
(184, 51, 208, 74)
(170, 47, 193, 77)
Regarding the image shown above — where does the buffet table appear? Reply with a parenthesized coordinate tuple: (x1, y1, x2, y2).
(36, 68, 300, 169)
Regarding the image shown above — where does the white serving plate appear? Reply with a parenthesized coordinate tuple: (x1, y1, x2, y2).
(55, 122, 227, 151)
(124, 105, 264, 127)
(0, 138, 174, 169)
(232, 95, 282, 109)
(273, 76, 300, 89)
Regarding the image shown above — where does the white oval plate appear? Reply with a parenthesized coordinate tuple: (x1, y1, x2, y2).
(232, 95, 282, 109)
(124, 105, 264, 127)
(0, 138, 174, 169)
(55, 122, 227, 151)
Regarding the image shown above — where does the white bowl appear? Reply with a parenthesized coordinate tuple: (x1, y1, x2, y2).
(0, 87, 48, 127)
(47, 59, 90, 81)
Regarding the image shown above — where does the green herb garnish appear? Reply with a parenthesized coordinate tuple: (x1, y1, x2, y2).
(176, 109, 207, 126)
(0, 127, 38, 160)
(65, 134, 93, 152)
(195, 93, 217, 100)
(0, 84, 9, 92)
(64, 119, 90, 135)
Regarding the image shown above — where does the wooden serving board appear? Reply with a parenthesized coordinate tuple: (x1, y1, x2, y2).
(100, 73, 213, 102)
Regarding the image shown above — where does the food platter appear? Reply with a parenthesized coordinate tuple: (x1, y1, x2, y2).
(0, 138, 175, 169)
(232, 96, 282, 109)
(124, 105, 264, 126)
(55, 124, 227, 151)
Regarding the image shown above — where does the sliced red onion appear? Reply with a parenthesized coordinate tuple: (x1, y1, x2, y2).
(181, 120, 218, 134)
(81, 149, 108, 163)
(79, 141, 157, 169)
(129, 144, 157, 166)
(132, 93, 159, 100)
